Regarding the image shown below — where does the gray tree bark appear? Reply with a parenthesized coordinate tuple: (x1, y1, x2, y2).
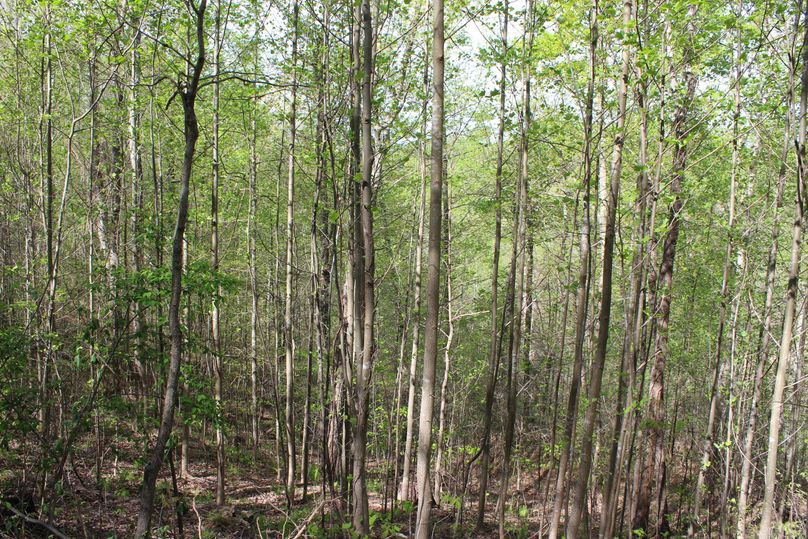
(414, 1, 444, 536)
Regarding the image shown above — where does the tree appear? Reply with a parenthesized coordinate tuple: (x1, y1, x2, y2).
(400, 34, 429, 505)
(350, 0, 377, 531)
(567, 0, 632, 535)
(210, 0, 227, 506)
(283, 0, 300, 509)
(0, 1, 806, 537)
(136, 1, 207, 535)
(415, 0, 444, 535)
(634, 5, 699, 536)
(759, 3, 808, 535)
(548, 1, 597, 535)
(476, 1, 508, 528)
(496, 2, 532, 535)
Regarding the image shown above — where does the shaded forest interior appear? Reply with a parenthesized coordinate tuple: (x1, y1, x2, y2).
(1, 0, 807, 537)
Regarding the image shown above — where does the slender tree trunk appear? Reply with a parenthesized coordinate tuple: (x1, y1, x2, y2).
(351, 0, 376, 532)
(38, 3, 54, 499)
(781, 296, 806, 521)
(628, 18, 670, 531)
(342, 0, 363, 512)
(390, 292, 410, 510)
(210, 0, 226, 506)
(759, 5, 808, 536)
(544, 196, 577, 516)
(248, 8, 260, 458)
(273, 127, 286, 483)
(720, 291, 742, 537)
(548, 2, 597, 535)
(136, 3, 206, 534)
(567, 0, 630, 535)
(433, 163, 454, 504)
(87, 57, 100, 486)
(306, 9, 332, 502)
(301, 306, 314, 502)
(180, 238, 191, 479)
(149, 56, 166, 417)
(129, 28, 147, 409)
(400, 50, 429, 503)
(477, 1, 508, 526)
(497, 7, 532, 535)
(415, 1, 444, 535)
(39, 8, 125, 505)
(602, 6, 646, 534)
(392, 230, 415, 509)
(628, 17, 669, 531)
(284, 0, 300, 508)
(313, 4, 334, 508)
(736, 11, 797, 538)
(634, 7, 697, 536)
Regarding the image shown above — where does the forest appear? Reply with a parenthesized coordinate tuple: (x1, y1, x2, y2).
(0, 0, 806, 536)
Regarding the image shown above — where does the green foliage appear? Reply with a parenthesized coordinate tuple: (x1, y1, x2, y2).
(0, 0, 805, 536)
(0, 326, 37, 450)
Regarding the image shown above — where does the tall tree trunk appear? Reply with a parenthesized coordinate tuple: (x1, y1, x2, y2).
(136, 2, 206, 534)
(628, 18, 670, 531)
(781, 294, 806, 521)
(415, 0, 444, 535)
(284, 0, 300, 508)
(719, 291, 743, 537)
(148, 56, 166, 418)
(736, 10, 797, 537)
(567, 0, 630, 535)
(38, 2, 54, 499)
(307, 5, 332, 503)
(392, 214, 415, 508)
(313, 4, 335, 507)
(477, 1, 508, 526)
(211, 0, 226, 506)
(634, 7, 697, 536)
(759, 5, 808, 536)
(273, 127, 286, 483)
(400, 47, 429, 503)
(129, 27, 147, 409)
(548, 1, 597, 535)
(497, 6, 532, 535)
(341, 0, 364, 512)
(602, 4, 646, 534)
(39, 6, 124, 504)
(301, 306, 314, 502)
(248, 4, 260, 458)
(180, 238, 191, 479)
(433, 160, 453, 504)
(351, 0, 376, 532)
(87, 57, 100, 486)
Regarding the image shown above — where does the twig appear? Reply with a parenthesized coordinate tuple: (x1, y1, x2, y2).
(192, 496, 203, 539)
(290, 501, 326, 539)
(2, 505, 69, 539)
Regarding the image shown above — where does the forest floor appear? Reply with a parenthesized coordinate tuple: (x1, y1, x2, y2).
(0, 432, 543, 538)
